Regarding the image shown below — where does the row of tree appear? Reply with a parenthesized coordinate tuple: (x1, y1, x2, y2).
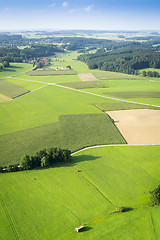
(142, 70, 160, 78)
(78, 48, 160, 75)
(0, 147, 71, 173)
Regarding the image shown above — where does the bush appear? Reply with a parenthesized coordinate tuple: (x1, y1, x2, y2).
(150, 185, 160, 205)
(116, 206, 125, 212)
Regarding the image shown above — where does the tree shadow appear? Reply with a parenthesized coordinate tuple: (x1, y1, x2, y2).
(32, 155, 100, 171)
(83, 226, 93, 232)
(9, 65, 23, 69)
(71, 154, 101, 164)
(123, 207, 134, 212)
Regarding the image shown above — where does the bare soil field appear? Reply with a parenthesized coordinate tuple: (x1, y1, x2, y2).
(106, 109, 160, 144)
(78, 73, 98, 81)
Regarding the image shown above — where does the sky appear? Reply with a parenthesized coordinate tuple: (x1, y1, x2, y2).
(0, 0, 160, 31)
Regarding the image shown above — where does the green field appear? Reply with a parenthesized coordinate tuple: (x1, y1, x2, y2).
(103, 91, 160, 98)
(6, 78, 47, 91)
(0, 63, 32, 78)
(27, 68, 77, 76)
(1, 54, 160, 240)
(59, 81, 107, 89)
(13, 73, 81, 83)
(0, 145, 160, 239)
(0, 85, 116, 135)
(93, 71, 145, 81)
(0, 79, 29, 98)
(0, 113, 125, 166)
(95, 101, 159, 111)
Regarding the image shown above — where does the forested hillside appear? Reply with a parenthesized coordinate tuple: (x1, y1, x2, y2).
(78, 48, 160, 74)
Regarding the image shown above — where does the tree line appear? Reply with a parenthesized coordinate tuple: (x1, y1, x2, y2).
(0, 44, 63, 63)
(142, 70, 160, 78)
(78, 48, 160, 75)
(0, 147, 71, 173)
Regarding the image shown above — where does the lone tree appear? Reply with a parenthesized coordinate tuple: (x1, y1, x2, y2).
(150, 185, 160, 205)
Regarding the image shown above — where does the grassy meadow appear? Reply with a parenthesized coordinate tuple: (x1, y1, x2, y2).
(0, 145, 160, 239)
(0, 63, 32, 78)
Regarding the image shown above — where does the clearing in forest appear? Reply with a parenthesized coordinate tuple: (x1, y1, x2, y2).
(106, 109, 160, 144)
(78, 73, 98, 81)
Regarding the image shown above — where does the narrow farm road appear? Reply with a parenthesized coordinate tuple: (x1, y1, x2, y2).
(4, 75, 160, 108)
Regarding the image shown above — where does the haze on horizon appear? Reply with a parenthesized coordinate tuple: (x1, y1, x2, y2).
(0, 0, 160, 31)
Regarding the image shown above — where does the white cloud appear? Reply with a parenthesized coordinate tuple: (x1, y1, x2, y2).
(84, 5, 94, 13)
(49, 3, 56, 8)
(62, 1, 69, 7)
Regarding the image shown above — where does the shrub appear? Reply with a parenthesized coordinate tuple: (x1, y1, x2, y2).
(116, 206, 125, 212)
(150, 185, 160, 205)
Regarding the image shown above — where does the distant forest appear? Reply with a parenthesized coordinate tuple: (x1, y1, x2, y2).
(78, 48, 160, 74)
(1, 33, 160, 74)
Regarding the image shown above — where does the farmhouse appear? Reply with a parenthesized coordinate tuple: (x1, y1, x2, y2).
(75, 226, 84, 232)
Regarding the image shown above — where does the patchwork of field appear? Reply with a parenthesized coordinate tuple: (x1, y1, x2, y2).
(0, 113, 125, 166)
(0, 145, 160, 239)
(107, 109, 160, 144)
(0, 79, 29, 99)
(0, 54, 160, 240)
(6, 78, 47, 91)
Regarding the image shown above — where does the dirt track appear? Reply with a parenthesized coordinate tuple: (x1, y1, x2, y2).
(78, 73, 98, 81)
(106, 109, 160, 144)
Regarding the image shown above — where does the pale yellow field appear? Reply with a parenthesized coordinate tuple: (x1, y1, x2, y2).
(106, 109, 160, 144)
(0, 93, 10, 102)
(78, 73, 98, 81)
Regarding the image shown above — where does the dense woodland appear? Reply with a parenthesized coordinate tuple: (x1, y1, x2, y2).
(0, 44, 63, 63)
(78, 48, 160, 74)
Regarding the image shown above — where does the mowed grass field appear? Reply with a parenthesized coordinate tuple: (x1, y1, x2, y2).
(0, 145, 160, 239)
(0, 84, 117, 135)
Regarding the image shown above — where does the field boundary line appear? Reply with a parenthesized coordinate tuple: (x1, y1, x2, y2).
(52, 83, 160, 108)
(150, 210, 157, 240)
(7, 77, 49, 84)
(4, 75, 160, 108)
(0, 193, 19, 240)
(71, 144, 160, 155)
(73, 166, 116, 207)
